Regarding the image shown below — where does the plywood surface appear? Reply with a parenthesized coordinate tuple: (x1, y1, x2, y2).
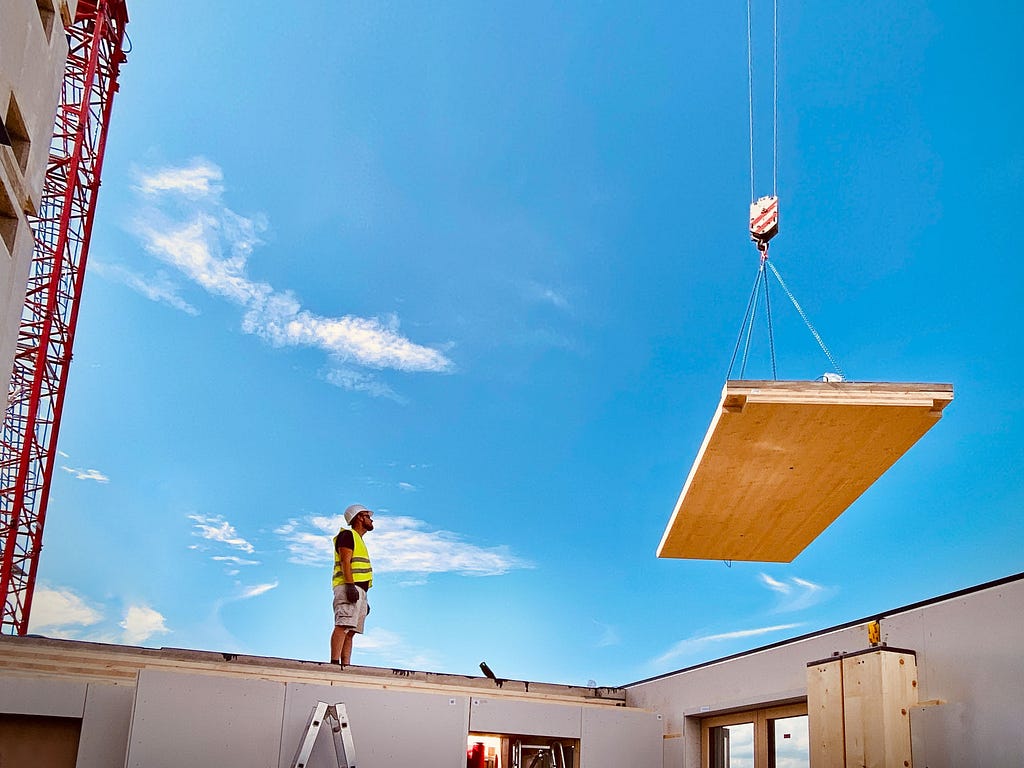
(658, 380, 953, 562)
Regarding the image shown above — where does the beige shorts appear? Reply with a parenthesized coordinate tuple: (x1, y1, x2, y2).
(333, 584, 368, 633)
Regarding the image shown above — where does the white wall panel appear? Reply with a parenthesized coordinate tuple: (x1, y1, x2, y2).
(910, 701, 967, 768)
(883, 582, 1024, 766)
(470, 697, 581, 738)
(0, 674, 86, 717)
(280, 681, 469, 768)
(626, 577, 1024, 768)
(76, 682, 134, 768)
(125, 669, 285, 768)
(580, 706, 662, 768)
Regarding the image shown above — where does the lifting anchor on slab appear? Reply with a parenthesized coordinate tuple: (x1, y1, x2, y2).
(749, 194, 779, 259)
(290, 701, 357, 768)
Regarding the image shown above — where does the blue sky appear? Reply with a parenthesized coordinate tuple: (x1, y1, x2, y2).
(26, 1, 1023, 687)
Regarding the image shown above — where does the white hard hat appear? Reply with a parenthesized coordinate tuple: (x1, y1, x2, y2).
(344, 504, 371, 525)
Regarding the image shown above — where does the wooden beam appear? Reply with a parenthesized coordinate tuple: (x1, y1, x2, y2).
(658, 380, 953, 562)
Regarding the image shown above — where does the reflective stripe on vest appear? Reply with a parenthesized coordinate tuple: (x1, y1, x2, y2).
(332, 528, 373, 588)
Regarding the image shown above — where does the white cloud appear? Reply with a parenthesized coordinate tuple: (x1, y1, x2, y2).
(592, 619, 620, 648)
(136, 158, 223, 198)
(239, 581, 278, 599)
(398, 482, 417, 492)
(275, 514, 530, 576)
(758, 573, 832, 612)
(28, 586, 103, 631)
(131, 160, 453, 388)
(653, 623, 803, 667)
(189, 514, 255, 554)
(324, 367, 407, 402)
(212, 555, 259, 566)
(760, 573, 790, 594)
(92, 261, 200, 316)
(527, 282, 570, 311)
(353, 626, 439, 669)
(136, 213, 269, 306)
(120, 604, 170, 645)
(61, 466, 109, 483)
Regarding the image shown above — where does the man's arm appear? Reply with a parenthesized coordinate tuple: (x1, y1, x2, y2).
(339, 545, 355, 584)
(337, 540, 359, 601)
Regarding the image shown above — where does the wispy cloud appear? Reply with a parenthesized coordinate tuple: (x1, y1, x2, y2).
(527, 282, 571, 311)
(592, 619, 620, 648)
(275, 514, 531, 576)
(212, 555, 259, 566)
(652, 623, 803, 667)
(353, 626, 440, 670)
(239, 581, 278, 599)
(324, 367, 407, 402)
(758, 573, 833, 612)
(28, 586, 103, 631)
(398, 482, 417, 492)
(136, 159, 223, 198)
(189, 513, 255, 555)
(120, 604, 170, 645)
(130, 159, 453, 393)
(92, 261, 200, 316)
(61, 466, 110, 483)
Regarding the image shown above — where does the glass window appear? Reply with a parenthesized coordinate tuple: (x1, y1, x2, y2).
(709, 722, 754, 768)
(702, 704, 807, 768)
(769, 715, 809, 768)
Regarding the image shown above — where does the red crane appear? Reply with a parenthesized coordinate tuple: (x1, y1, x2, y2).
(0, 0, 129, 635)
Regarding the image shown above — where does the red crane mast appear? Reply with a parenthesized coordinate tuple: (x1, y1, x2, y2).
(0, 0, 129, 635)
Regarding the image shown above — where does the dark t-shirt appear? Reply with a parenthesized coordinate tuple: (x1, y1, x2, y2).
(336, 529, 355, 551)
(335, 529, 368, 591)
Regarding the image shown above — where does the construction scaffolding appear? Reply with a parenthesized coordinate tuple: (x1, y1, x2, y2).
(0, 0, 129, 635)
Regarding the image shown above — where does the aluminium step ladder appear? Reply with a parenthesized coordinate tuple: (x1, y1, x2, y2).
(290, 701, 357, 768)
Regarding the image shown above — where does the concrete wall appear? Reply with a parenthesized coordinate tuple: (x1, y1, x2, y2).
(0, 0, 70, 400)
(624, 574, 1024, 767)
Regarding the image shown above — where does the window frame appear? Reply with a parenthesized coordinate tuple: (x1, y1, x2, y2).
(701, 702, 808, 768)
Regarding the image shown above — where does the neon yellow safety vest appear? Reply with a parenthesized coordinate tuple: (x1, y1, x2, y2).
(333, 528, 373, 588)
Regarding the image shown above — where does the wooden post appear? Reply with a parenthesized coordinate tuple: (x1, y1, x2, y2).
(807, 648, 917, 768)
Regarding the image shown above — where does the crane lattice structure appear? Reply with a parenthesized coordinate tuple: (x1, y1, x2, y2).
(0, 0, 129, 635)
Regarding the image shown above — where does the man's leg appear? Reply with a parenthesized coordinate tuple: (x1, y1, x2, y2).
(340, 629, 355, 666)
(330, 624, 347, 663)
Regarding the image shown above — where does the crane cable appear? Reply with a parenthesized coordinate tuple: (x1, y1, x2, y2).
(746, 0, 778, 203)
(729, 0, 844, 381)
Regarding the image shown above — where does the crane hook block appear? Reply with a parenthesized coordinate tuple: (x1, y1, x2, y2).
(750, 195, 779, 250)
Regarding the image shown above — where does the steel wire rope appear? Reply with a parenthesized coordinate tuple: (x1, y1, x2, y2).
(727, 265, 765, 379)
(764, 259, 778, 379)
(746, 0, 756, 202)
(766, 260, 845, 378)
(747, 0, 779, 200)
(773, 0, 779, 196)
(739, 265, 763, 379)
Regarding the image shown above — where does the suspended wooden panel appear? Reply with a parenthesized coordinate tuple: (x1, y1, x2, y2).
(657, 380, 953, 563)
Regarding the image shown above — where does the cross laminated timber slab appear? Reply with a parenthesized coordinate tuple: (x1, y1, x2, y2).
(657, 380, 953, 563)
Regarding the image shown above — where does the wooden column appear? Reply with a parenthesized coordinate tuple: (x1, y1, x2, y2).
(807, 648, 917, 768)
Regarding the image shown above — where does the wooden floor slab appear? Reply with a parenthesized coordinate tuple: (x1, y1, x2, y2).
(657, 380, 953, 563)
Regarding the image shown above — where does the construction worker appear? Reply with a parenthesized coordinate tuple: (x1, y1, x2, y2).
(330, 504, 375, 666)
